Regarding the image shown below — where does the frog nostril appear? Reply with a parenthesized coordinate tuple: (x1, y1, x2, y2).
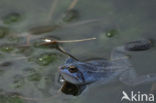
(59, 66, 66, 70)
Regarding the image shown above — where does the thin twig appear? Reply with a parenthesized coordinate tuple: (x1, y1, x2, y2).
(56, 46, 79, 61)
(42, 37, 96, 45)
(19, 37, 96, 61)
(26, 34, 31, 46)
(57, 38, 96, 43)
(47, 0, 59, 23)
(68, 0, 79, 10)
(40, 38, 96, 60)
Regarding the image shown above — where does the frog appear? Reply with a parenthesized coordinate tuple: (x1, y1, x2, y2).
(58, 39, 156, 96)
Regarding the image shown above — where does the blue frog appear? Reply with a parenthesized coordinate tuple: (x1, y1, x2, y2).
(58, 39, 156, 96)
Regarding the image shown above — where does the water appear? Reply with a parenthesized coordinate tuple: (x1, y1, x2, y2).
(0, 0, 156, 103)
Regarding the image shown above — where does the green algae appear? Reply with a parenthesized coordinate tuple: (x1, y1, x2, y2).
(37, 54, 57, 66)
(2, 12, 22, 25)
(28, 53, 59, 66)
(0, 45, 14, 53)
(105, 29, 118, 38)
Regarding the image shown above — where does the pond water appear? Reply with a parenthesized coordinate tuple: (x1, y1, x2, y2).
(0, 0, 156, 103)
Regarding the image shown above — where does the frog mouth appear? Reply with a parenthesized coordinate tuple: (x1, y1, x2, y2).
(59, 75, 86, 96)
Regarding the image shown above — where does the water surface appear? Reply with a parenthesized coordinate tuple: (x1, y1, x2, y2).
(0, 0, 156, 103)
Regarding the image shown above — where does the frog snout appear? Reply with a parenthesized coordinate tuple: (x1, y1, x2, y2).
(58, 66, 62, 70)
(58, 66, 66, 71)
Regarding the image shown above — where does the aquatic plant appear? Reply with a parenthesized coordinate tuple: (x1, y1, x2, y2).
(29, 53, 59, 66)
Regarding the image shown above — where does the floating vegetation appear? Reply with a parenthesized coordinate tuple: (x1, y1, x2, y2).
(37, 53, 58, 66)
(2, 12, 22, 24)
(29, 53, 59, 66)
(0, 45, 14, 53)
(62, 9, 79, 22)
(0, 94, 23, 103)
(0, 26, 9, 39)
(105, 29, 118, 38)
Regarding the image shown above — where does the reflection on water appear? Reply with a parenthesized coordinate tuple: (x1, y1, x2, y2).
(0, 0, 156, 103)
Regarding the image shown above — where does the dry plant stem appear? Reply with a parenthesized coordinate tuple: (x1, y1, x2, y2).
(68, 0, 79, 10)
(41, 38, 96, 60)
(26, 34, 31, 46)
(20, 38, 96, 61)
(47, 0, 59, 23)
(42, 38, 96, 45)
(57, 38, 96, 43)
(56, 46, 79, 61)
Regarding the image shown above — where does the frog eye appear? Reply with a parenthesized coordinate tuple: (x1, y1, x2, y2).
(68, 65, 78, 73)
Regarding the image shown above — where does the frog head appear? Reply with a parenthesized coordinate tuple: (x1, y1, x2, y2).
(59, 57, 95, 85)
